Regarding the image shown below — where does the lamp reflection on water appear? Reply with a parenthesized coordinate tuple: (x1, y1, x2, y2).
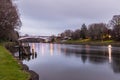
(85, 45, 90, 54)
(108, 45, 112, 63)
(32, 43, 35, 54)
(50, 43, 54, 56)
(57, 44, 61, 55)
(41, 44, 45, 56)
(31, 43, 37, 59)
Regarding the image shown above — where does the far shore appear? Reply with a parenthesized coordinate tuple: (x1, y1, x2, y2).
(57, 39, 120, 47)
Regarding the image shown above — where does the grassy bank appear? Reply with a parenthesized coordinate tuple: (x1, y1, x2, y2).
(0, 45, 29, 80)
(63, 39, 120, 46)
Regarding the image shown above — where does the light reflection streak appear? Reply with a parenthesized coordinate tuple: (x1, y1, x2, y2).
(85, 45, 90, 54)
(57, 44, 61, 55)
(38, 43, 40, 53)
(32, 43, 35, 54)
(41, 44, 45, 56)
(108, 45, 112, 63)
(50, 43, 54, 56)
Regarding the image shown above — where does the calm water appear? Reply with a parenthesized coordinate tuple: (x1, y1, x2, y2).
(22, 43, 120, 80)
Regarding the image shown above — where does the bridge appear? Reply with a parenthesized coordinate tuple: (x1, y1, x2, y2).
(18, 36, 50, 42)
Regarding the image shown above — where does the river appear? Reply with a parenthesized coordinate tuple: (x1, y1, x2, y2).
(22, 43, 120, 80)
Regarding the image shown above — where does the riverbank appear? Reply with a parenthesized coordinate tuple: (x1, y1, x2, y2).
(0, 45, 30, 80)
(61, 39, 120, 46)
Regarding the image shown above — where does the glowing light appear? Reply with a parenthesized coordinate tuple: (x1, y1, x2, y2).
(109, 35, 111, 39)
(108, 45, 112, 48)
(108, 45, 112, 63)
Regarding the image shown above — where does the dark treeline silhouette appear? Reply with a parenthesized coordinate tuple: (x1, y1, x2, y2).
(60, 15, 120, 41)
(0, 0, 21, 42)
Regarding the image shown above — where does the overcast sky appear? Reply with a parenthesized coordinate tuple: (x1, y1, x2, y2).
(17, 0, 120, 36)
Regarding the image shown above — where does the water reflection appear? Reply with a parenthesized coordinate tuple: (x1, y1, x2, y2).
(19, 51, 37, 61)
(85, 45, 90, 54)
(108, 45, 112, 63)
(60, 44, 120, 73)
(57, 44, 61, 55)
(32, 43, 35, 54)
(41, 43, 45, 56)
(22, 43, 120, 80)
(50, 43, 54, 56)
(18, 43, 37, 61)
(111, 46, 120, 73)
(61, 46, 107, 64)
(21, 43, 120, 72)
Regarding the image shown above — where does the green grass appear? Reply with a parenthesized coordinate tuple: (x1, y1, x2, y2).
(64, 39, 92, 44)
(0, 42, 16, 47)
(63, 39, 120, 46)
(0, 46, 30, 80)
(66, 39, 90, 43)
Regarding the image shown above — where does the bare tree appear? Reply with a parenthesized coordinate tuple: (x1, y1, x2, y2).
(110, 15, 120, 41)
(60, 29, 73, 40)
(88, 23, 108, 40)
(64, 29, 73, 37)
(0, 0, 21, 41)
(71, 29, 81, 40)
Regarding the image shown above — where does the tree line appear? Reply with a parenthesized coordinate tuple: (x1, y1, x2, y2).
(0, 0, 21, 42)
(60, 15, 120, 41)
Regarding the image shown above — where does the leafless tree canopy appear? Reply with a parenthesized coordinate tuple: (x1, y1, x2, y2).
(88, 23, 108, 40)
(110, 15, 120, 26)
(0, 0, 21, 41)
(110, 15, 120, 41)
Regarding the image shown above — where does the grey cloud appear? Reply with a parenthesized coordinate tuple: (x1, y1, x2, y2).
(17, 0, 120, 35)
(18, 0, 120, 20)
